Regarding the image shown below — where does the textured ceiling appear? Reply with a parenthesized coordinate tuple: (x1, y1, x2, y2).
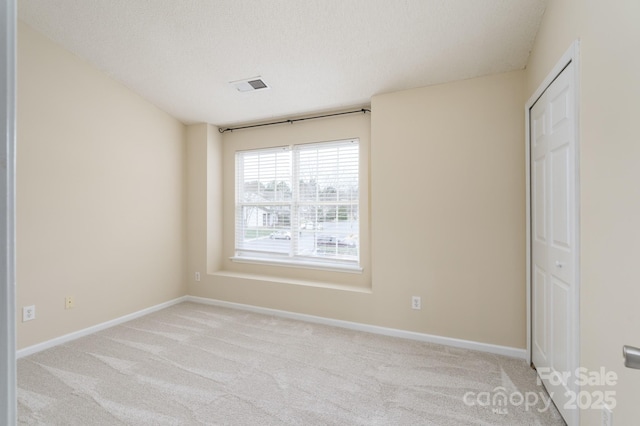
(18, 0, 547, 126)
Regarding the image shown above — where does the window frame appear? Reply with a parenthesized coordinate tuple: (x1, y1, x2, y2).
(232, 138, 362, 273)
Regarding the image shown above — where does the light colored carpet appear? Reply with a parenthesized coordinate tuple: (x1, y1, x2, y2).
(17, 302, 565, 425)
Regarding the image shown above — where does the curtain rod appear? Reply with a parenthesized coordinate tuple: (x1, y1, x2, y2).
(218, 108, 371, 133)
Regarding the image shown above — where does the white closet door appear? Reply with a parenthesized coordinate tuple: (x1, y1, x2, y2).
(531, 62, 578, 425)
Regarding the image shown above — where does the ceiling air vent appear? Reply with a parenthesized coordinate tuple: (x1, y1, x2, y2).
(230, 77, 270, 93)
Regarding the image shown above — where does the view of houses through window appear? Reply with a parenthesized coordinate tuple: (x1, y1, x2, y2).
(235, 139, 360, 268)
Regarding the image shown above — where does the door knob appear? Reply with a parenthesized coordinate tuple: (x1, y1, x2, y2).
(555, 261, 563, 268)
(623, 345, 640, 369)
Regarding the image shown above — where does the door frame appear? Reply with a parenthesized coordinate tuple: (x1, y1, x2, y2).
(525, 40, 581, 422)
(1, 0, 17, 424)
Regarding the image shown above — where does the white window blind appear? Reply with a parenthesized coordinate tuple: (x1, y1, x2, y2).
(235, 139, 360, 270)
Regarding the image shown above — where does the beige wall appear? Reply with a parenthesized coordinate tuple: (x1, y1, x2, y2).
(17, 22, 187, 349)
(186, 123, 222, 279)
(526, 1, 640, 424)
(188, 70, 527, 349)
(525, 0, 581, 95)
(372, 71, 526, 347)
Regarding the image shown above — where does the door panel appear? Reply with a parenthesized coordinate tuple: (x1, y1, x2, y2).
(551, 146, 570, 248)
(533, 159, 547, 243)
(550, 87, 570, 130)
(533, 265, 548, 361)
(552, 277, 570, 374)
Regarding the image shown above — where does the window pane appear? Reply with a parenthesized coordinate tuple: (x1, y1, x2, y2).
(238, 148, 292, 203)
(236, 205, 291, 254)
(235, 139, 359, 268)
(296, 205, 359, 261)
(297, 142, 359, 203)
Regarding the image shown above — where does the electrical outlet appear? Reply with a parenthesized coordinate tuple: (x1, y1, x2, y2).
(65, 296, 75, 309)
(411, 296, 421, 310)
(23, 305, 36, 322)
(602, 404, 613, 426)
(195, 272, 201, 282)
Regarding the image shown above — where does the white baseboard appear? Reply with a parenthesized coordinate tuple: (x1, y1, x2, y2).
(16, 296, 188, 359)
(17, 295, 526, 360)
(185, 296, 527, 359)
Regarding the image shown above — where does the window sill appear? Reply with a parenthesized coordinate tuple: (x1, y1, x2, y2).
(230, 256, 363, 274)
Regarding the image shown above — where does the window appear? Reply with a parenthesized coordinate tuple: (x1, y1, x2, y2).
(234, 139, 360, 271)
